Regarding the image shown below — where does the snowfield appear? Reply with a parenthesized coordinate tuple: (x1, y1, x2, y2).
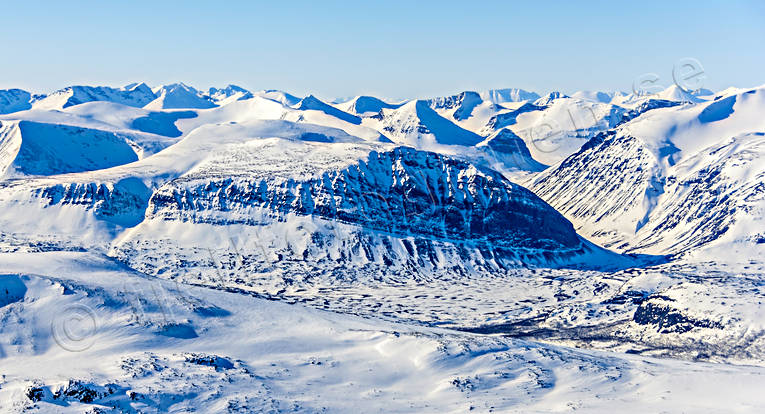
(0, 81, 764, 412)
(2, 252, 764, 413)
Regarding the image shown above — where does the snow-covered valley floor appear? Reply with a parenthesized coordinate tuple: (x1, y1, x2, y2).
(1, 252, 764, 413)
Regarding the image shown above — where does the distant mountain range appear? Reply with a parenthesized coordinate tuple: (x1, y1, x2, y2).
(2, 81, 759, 265)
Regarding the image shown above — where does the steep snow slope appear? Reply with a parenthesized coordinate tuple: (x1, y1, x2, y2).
(294, 95, 362, 125)
(32, 84, 156, 110)
(629, 131, 765, 260)
(530, 87, 765, 259)
(428, 91, 485, 121)
(372, 100, 484, 147)
(496, 97, 627, 165)
(0, 121, 148, 177)
(0, 89, 32, 114)
(340, 95, 402, 115)
(475, 128, 547, 175)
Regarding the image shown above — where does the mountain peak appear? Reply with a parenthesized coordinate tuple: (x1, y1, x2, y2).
(207, 84, 254, 104)
(534, 91, 568, 106)
(295, 95, 361, 124)
(146, 83, 216, 109)
(479, 88, 540, 104)
(343, 95, 402, 115)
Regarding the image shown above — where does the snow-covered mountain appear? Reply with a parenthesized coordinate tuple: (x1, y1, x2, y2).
(112, 140, 618, 284)
(2, 80, 765, 413)
(373, 99, 484, 147)
(340, 95, 403, 115)
(32, 83, 157, 110)
(479, 87, 540, 104)
(476, 128, 547, 173)
(529, 86, 765, 262)
(427, 91, 486, 121)
(254, 89, 302, 106)
(294, 94, 361, 124)
(0, 121, 142, 177)
(0, 89, 32, 114)
(0, 112, 622, 283)
(0, 83, 656, 173)
(206, 84, 253, 105)
(533, 91, 569, 106)
(570, 90, 625, 104)
(490, 97, 627, 165)
(145, 83, 216, 110)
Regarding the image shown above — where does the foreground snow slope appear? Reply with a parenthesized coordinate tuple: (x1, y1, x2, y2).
(1, 252, 764, 413)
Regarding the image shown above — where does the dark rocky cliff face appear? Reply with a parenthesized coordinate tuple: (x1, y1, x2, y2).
(148, 147, 581, 253)
(101, 144, 610, 292)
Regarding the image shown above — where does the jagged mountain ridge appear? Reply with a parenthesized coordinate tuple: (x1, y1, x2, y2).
(32, 83, 157, 110)
(0, 82, 718, 174)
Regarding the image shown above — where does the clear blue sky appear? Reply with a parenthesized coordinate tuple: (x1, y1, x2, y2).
(1, 1, 763, 100)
